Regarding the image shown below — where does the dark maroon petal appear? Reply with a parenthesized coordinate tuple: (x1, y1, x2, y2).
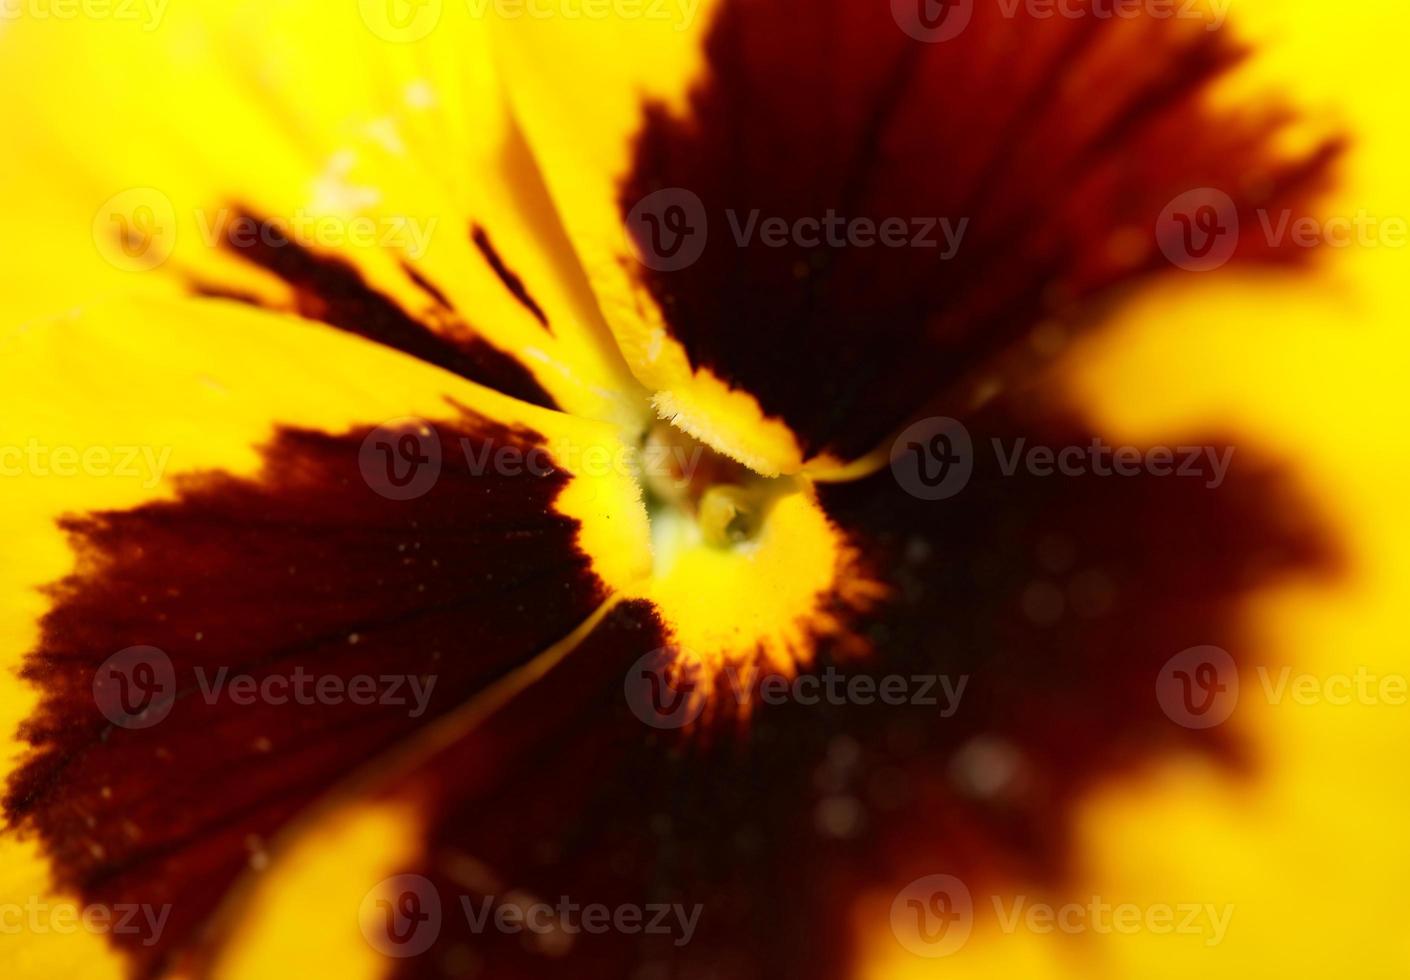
(372, 403, 1336, 980)
(621, 0, 1341, 461)
(4, 413, 610, 976)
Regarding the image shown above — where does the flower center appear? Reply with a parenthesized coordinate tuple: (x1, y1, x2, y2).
(639, 421, 798, 557)
(615, 421, 884, 709)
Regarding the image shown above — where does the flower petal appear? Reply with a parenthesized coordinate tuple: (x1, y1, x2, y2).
(237, 404, 1335, 980)
(0, 3, 644, 424)
(0, 296, 652, 975)
(491, 0, 1338, 474)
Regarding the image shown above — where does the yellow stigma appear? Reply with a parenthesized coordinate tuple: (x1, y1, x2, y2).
(697, 484, 755, 547)
(624, 422, 887, 721)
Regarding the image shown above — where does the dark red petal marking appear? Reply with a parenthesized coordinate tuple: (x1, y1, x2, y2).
(471, 224, 553, 333)
(400, 258, 457, 311)
(3, 414, 610, 976)
(812, 404, 1338, 882)
(621, 1, 1342, 461)
(373, 405, 1336, 980)
(191, 206, 557, 409)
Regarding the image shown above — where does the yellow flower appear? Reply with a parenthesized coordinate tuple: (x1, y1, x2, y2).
(0, 1, 1405, 978)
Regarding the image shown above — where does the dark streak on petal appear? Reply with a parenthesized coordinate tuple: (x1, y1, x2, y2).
(400, 259, 456, 311)
(620, 2, 1343, 461)
(3, 413, 607, 976)
(197, 205, 557, 410)
(471, 224, 553, 333)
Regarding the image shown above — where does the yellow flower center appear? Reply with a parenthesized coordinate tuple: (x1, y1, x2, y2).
(619, 422, 887, 717)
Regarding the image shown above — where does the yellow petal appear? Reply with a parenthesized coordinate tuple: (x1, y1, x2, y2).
(484, 3, 822, 474)
(0, 2, 645, 425)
